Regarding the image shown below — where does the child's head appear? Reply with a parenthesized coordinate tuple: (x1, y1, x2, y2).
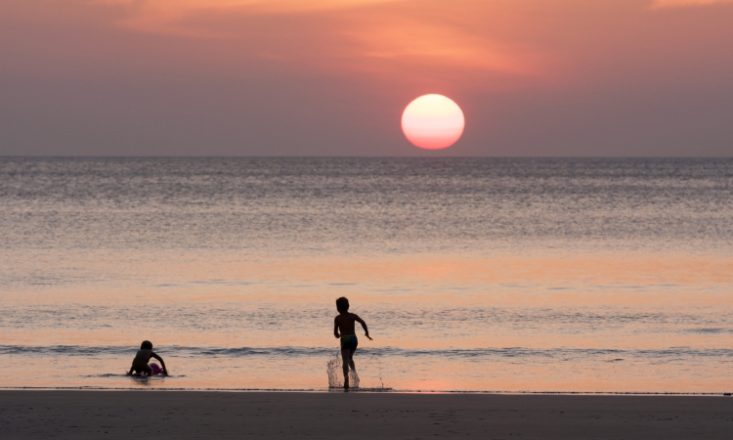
(140, 340, 153, 350)
(336, 297, 350, 313)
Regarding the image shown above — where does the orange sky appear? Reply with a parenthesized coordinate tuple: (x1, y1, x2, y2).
(1, 0, 731, 155)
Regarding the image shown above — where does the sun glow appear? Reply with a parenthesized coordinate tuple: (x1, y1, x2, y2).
(401, 94, 465, 150)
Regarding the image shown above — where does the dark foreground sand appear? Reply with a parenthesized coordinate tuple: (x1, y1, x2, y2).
(1, 391, 732, 439)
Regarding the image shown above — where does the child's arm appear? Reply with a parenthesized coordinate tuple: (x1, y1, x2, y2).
(355, 315, 372, 340)
(126, 363, 134, 376)
(334, 317, 340, 339)
(151, 352, 169, 376)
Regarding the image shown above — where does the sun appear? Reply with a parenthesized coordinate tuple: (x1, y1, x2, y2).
(401, 94, 465, 150)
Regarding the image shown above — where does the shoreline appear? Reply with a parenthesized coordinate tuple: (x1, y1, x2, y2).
(1, 386, 732, 396)
(3, 390, 732, 439)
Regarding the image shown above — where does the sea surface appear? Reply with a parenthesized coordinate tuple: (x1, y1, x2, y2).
(0, 157, 731, 393)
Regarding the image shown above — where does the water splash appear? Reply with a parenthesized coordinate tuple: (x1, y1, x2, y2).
(326, 352, 360, 389)
(326, 354, 342, 388)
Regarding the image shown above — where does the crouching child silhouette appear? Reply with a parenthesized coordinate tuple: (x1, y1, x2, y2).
(127, 340, 169, 376)
(334, 297, 372, 390)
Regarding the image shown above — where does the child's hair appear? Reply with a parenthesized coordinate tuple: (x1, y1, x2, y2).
(336, 297, 350, 313)
(140, 340, 153, 350)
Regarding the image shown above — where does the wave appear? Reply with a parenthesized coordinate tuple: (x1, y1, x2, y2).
(1, 344, 732, 359)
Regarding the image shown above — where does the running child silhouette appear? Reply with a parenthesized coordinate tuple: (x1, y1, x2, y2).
(333, 297, 372, 390)
(126, 340, 169, 376)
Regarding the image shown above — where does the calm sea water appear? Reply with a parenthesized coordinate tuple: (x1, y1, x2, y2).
(1, 157, 731, 392)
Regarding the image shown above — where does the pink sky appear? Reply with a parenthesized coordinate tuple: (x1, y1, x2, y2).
(1, 0, 731, 155)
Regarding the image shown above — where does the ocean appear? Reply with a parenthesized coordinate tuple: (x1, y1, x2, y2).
(0, 157, 731, 392)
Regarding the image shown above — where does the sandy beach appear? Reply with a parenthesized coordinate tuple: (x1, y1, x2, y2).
(2, 391, 731, 439)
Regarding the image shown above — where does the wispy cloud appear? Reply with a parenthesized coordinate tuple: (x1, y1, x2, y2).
(649, 0, 733, 9)
(89, 0, 399, 36)
(340, 14, 536, 78)
(88, 0, 540, 79)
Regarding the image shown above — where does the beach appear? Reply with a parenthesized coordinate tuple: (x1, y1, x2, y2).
(2, 391, 732, 439)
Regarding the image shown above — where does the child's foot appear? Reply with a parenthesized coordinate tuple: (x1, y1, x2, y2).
(344, 377, 349, 391)
(350, 370, 360, 389)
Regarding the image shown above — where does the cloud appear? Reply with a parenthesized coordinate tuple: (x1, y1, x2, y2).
(88, 0, 399, 37)
(87, 0, 540, 81)
(343, 16, 529, 74)
(649, 0, 733, 9)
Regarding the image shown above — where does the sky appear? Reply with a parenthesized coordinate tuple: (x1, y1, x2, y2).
(1, 0, 732, 156)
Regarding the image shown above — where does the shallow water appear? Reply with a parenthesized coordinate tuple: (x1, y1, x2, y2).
(1, 157, 731, 392)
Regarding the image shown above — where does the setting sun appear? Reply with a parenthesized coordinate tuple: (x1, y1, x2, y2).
(401, 94, 465, 150)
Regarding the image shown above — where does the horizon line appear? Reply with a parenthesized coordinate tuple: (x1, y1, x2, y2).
(1, 154, 732, 159)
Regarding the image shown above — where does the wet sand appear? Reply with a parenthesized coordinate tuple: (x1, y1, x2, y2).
(1, 391, 731, 439)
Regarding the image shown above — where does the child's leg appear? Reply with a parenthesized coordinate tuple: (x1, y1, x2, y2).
(348, 350, 359, 388)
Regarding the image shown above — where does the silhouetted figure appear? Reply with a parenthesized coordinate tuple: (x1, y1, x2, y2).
(126, 340, 169, 376)
(333, 297, 372, 390)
